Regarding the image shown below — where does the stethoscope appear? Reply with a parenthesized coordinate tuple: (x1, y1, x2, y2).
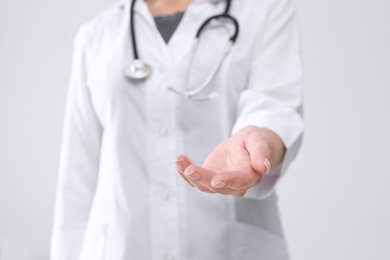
(123, 0, 239, 101)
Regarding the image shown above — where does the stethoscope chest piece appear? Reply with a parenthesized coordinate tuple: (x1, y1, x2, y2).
(124, 59, 152, 80)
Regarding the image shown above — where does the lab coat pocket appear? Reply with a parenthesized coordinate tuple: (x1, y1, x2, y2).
(80, 223, 108, 260)
(234, 221, 289, 260)
(234, 194, 289, 259)
(235, 193, 284, 237)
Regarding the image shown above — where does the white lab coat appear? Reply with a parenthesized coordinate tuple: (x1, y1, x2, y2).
(51, 0, 304, 259)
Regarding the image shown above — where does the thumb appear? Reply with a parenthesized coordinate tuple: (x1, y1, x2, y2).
(246, 135, 271, 175)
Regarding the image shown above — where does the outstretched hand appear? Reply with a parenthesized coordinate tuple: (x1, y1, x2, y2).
(175, 126, 285, 197)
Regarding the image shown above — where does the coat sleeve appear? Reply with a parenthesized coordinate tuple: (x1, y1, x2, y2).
(51, 23, 103, 260)
(232, 0, 304, 199)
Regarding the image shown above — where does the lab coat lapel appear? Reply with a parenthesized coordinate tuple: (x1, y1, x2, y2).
(167, 0, 226, 62)
(127, 0, 173, 68)
(167, 0, 230, 92)
(120, 0, 229, 88)
(123, 0, 227, 65)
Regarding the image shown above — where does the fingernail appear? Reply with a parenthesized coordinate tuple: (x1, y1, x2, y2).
(186, 171, 200, 180)
(176, 158, 188, 171)
(212, 181, 226, 188)
(264, 158, 271, 175)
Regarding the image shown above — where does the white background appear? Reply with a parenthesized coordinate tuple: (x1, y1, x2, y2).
(0, 0, 389, 259)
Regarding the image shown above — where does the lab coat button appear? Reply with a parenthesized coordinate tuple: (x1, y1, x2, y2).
(159, 125, 169, 137)
(161, 187, 172, 200)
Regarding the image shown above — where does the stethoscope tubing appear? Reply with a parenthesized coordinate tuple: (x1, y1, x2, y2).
(196, 13, 239, 42)
(180, 40, 233, 97)
(130, 0, 139, 60)
(126, 0, 239, 101)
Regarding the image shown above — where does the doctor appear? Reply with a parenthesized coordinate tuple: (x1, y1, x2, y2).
(51, 0, 304, 259)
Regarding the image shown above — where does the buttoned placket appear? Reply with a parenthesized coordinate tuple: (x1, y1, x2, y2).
(130, 2, 182, 260)
(127, 1, 229, 259)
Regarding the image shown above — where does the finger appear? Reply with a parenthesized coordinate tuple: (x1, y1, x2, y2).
(184, 166, 247, 195)
(185, 166, 251, 196)
(176, 165, 194, 187)
(231, 189, 248, 198)
(246, 133, 271, 175)
(177, 155, 215, 193)
(210, 171, 262, 191)
(184, 164, 216, 193)
(175, 154, 192, 171)
(187, 173, 216, 194)
(191, 180, 215, 193)
(175, 155, 195, 186)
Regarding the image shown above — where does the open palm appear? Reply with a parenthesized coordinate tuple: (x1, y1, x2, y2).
(175, 126, 273, 197)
